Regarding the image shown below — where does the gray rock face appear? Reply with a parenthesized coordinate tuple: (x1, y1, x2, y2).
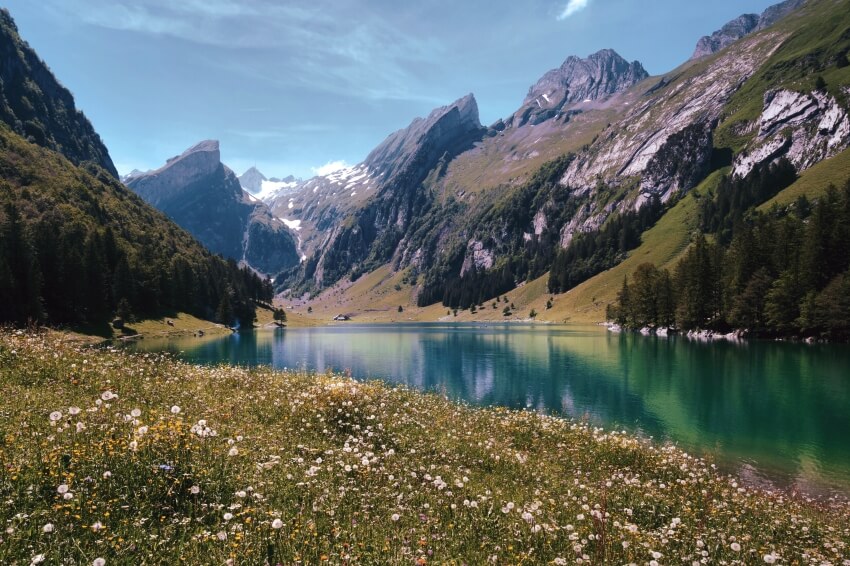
(641, 121, 716, 201)
(692, 14, 759, 59)
(691, 0, 806, 59)
(285, 94, 488, 288)
(733, 88, 850, 178)
(126, 140, 300, 275)
(239, 166, 267, 193)
(127, 140, 222, 208)
(510, 49, 649, 127)
(365, 93, 485, 181)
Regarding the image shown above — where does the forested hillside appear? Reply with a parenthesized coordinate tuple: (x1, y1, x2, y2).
(0, 125, 272, 328)
(609, 174, 850, 340)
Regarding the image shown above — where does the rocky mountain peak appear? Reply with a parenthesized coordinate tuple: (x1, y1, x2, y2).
(126, 140, 300, 275)
(126, 140, 223, 208)
(511, 49, 648, 128)
(239, 166, 268, 194)
(172, 139, 220, 162)
(691, 0, 806, 59)
(756, 0, 807, 30)
(364, 93, 485, 180)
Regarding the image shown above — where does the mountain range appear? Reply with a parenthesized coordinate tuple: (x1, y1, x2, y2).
(252, 0, 846, 321)
(2, 0, 849, 334)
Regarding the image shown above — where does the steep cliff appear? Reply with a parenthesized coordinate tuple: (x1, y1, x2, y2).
(127, 141, 301, 275)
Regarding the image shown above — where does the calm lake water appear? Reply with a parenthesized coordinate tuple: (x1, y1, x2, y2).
(130, 323, 850, 496)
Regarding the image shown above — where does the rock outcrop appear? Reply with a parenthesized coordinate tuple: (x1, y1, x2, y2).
(0, 9, 118, 177)
(733, 88, 850, 177)
(691, 0, 806, 59)
(509, 49, 648, 127)
(126, 140, 301, 275)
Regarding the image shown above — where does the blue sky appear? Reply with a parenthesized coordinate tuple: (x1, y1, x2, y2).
(5, 0, 780, 179)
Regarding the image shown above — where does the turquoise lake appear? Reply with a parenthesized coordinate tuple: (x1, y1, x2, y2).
(130, 323, 850, 496)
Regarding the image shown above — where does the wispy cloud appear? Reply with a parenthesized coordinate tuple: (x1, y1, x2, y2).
(42, 0, 447, 104)
(311, 160, 350, 176)
(557, 0, 591, 20)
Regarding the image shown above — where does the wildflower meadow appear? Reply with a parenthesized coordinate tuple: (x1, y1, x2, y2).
(0, 330, 848, 565)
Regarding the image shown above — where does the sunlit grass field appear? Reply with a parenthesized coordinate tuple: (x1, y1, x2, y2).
(1, 330, 848, 565)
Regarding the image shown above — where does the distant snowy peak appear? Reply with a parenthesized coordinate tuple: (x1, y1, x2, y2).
(120, 169, 145, 184)
(238, 166, 267, 193)
(255, 178, 302, 202)
(238, 166, 304, 203)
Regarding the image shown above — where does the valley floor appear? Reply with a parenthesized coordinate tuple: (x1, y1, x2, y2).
(1, 330, 848, 564)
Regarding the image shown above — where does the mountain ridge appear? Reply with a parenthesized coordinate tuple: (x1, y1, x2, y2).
(0, 9, 118, 177)
(276, 0, 850, 323)
(691, 0, 807, 59)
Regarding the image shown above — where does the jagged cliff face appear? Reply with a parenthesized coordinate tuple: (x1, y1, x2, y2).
(509, 49, 649, 128)
(0, 9, 117, 177)
(733, 87, 850, 177)
(126, 141, 301, 276)
(365, 94, 485, 179)
(275, 95, 487, 288)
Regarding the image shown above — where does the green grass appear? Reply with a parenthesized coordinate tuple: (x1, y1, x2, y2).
(760, 146, 850, 210)
(1, 330, 848, 564)
(532, 169, 727, 323)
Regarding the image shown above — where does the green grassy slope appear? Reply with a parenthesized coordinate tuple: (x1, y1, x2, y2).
(761, 146, 850, 209)
(548, 144, 850, 324)
(532, 169, 727, 322)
